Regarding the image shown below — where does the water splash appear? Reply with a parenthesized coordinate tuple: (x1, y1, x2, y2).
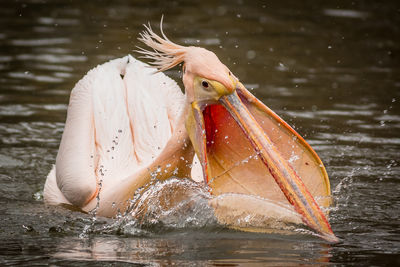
(79, 178, 103, 238)
(328, 167, 357, 217)
(74, 176, 313, 238)
(128, 178, 217, 229)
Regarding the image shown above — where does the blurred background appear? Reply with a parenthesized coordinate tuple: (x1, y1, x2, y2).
(0, 0, 399, 265)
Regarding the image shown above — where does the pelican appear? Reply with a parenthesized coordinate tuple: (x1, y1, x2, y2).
(44, 22, 338, 242)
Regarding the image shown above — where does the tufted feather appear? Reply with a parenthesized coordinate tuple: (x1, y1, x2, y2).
(136, 17, 188, 72)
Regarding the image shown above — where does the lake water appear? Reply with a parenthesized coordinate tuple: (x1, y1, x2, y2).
(0, 0, 399, 265)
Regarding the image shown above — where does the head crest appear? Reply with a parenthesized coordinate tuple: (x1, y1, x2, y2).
(136, 17, 187, 72)
(137, 17, 236, 92)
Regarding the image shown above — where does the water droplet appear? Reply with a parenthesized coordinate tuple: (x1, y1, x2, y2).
(289, 153, 300, 163)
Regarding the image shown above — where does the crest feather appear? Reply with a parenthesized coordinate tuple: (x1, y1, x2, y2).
(137, 18, 187, 72)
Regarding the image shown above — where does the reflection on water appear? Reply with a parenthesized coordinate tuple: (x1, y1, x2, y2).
(0, 0, 399, 265)
(52, 233, 332, 266)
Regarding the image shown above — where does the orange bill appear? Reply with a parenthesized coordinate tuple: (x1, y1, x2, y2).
(186, 84, 338, 243)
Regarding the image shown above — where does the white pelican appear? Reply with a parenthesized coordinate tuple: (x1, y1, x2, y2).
(44, 23, 338, 242)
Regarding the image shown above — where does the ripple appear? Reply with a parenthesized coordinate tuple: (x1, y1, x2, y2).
(15, 54, 87, 63)
(7, 85, 36, 92)
(334, 103, 378, 110)
(183, 38, 221, 45)
(0, 104, 67, 117)
(317, 110, 374, 117)
(280, 107, 378, 120)
(0, 56, 13, 62)
(0, 154, 24, 168)
(366, 66, 393, 73)
(323, 9, 369, 19)
(316, 132, 400, 145)
(54, 72, 73, 78)
(33, 63, 73, 72)
(283, 111, 316, 119)
(30, 104, 68, 111)
(346, 119, 365, 125)
(33, 26, 55, 33)
(34, 47, 72, 54)
(292, 78, 308, 84)
(0, 105, 34, 117)
(375, 114, 400, 122)
(8, 72, 64, 83)
(0, 122, 64, 146)
(37, 17, 80, 26)
(10, 38, 71, 46)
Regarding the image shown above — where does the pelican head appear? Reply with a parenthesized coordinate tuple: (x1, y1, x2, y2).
(137, 22, 338, 243)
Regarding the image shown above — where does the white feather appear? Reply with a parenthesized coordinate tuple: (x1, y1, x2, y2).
(44, 55, 187, 208)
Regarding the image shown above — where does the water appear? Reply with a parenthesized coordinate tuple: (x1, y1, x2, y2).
(1, 0, 399, 265)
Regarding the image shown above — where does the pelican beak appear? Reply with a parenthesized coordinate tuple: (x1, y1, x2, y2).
(185, 82, 338, 243)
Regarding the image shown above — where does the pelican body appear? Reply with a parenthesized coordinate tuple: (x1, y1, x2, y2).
(44, 23, 338, 242)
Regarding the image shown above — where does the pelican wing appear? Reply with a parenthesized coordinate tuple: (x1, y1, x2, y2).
(44, 56, 191, 216)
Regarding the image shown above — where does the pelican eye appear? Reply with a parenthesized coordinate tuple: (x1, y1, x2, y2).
(202, 81, 209, 88)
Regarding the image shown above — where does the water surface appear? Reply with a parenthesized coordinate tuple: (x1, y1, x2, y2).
(1, 0, 399, 265)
